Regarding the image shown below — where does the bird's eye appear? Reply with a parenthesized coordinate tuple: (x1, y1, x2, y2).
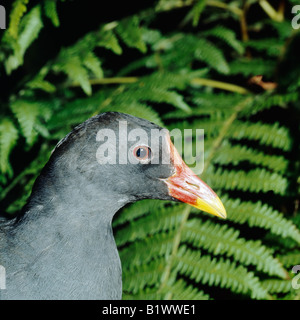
(133, 146, 152, 162)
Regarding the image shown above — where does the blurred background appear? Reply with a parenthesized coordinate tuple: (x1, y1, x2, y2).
(0, 0, 299, 299)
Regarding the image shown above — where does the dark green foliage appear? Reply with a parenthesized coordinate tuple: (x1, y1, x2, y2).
(0, 0, 299, 300)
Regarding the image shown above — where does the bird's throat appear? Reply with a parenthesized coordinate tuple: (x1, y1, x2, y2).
(2, 183, 126, 300)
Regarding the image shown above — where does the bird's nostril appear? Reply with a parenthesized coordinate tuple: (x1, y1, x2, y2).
(186, 181, 200, 190)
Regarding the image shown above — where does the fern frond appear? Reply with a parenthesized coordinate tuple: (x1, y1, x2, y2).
(148, 33, 229, 73)
(123, 258, 165, 294)
(175, 246, 269, 299)
(213, 142, 288, 174)
(104, 101, 164, 127)
(116, 16, 147, 53)
(122, 290, 162, 300)
(215, 198, 300, 244)
(143, 70, 208, 91)
(39, 25, 124, 94)
(168, 119, 224, 139)
(140, 27, 164, 48)
(115, 204, 186, 247)
(47, 91, 164, 136)
(10, 100, 40, 145)
(123, 86, 191, 113)
(120, 231, 175, 269)
(46, 93, 105, 131)
(241, 92, 299, 116)
(54, 55, 92, 95)
(164, 279, 210, 300)
(229, 58, 276, 77)
(206, 167, 287, 195)
(44, 0, 60, 27)
(192, 0, 206, 26)
(26, 75, 57, 93)
(5, 5, 44, 74)
(96, 29, 122, 55)
(155, 0, 191, 12)
(114, 199, 169, 227)
(203, 26, 244, 54)
(123, 254, 211, 299)
(164, 92, 243, 119)
(122, 289, 165, 300)
(17, 5, 44, 58)
(227, 120, 291, 151)
(183, 91, 244, 118)
(123, 279, 210, 300)
(277, 251, 300, 268)
(183, 218, 287, 278)
(194, 38, 230, 74)
(82, 52, 103, 79)
(7, 0, 29, 39)
(192, 92, 244, 113)
(261, 279, 294, 294)
(245, 38, 283, 57)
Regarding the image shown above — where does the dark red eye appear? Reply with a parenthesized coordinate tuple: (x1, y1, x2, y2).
(133, 146, 152, 161)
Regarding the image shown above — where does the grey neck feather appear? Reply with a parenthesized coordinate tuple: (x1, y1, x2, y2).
(0, 168, 129, 300)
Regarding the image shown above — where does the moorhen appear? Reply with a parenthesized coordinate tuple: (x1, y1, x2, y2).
(0, 112, 226, 300)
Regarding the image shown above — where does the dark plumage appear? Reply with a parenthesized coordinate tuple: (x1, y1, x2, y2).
(0, 112, 225, 300)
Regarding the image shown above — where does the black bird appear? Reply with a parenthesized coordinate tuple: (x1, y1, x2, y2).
(0, 112, 226, 300)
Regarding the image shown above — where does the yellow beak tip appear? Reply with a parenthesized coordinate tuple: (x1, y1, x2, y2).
(195, 196, 227, 219)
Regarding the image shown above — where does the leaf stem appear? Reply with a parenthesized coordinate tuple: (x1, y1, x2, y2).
(258, 0, 283, 22)
(207, 0, 243, 16)
(70, 77, 139, 87)
(70, 76, 251, 96)
(191, 78, 250, 95)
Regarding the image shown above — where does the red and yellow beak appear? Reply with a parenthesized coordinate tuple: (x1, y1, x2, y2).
(163, 139, 226, 219)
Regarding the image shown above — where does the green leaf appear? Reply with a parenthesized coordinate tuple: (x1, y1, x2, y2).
(183, 218, 287, 278)
(206, 167, 288, 195)
(203, 26, 245, 54)
(277, 251, 300, 268)
(83, 52, 103, 79)
(7, 0, 29, 39)
(26, 75, 56, 93)
(54, 55, 92, 95)
(5, 5, 44, 74)
(175, 246, 269, 299)
(10, 100, 40, 145)
(97, 29, 122, 55)
(227, 120, 292, 151)
(0, 119, 18, 174)
(192, 0, 207, 26)
(116, 16, 147, 53)
(44, 0, 60, 27)
(195, 38, 230, 74)
(220, 198, 300, 244)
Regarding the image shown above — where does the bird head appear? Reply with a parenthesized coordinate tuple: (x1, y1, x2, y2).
(52, 112, 226, 219)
